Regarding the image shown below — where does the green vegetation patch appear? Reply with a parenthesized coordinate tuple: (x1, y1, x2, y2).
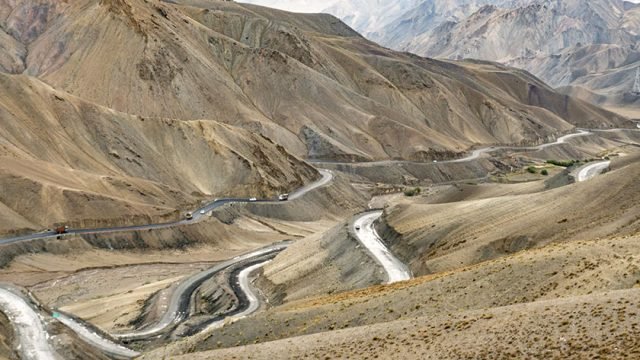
(546, 159, 578, 167)
(404, 187, 422, 197)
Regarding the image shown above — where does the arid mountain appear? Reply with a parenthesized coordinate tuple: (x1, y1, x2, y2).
(0, 0, 630, 166)
(145, 160, 640, 359)
(1, 2, 639, 359)
(0, 72, 317, 235)
(327, 0, 640, 114)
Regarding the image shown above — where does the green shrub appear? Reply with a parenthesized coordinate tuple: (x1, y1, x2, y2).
(546, 159, 576, 167)
(541, 169, 549, 176)
(404, 187, 422, 197)
(527, 166, 538, 174)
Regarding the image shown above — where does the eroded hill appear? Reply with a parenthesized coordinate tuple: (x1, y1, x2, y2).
(0, 73, 317, 235)
(0, 0, 631, 163)
(143, 161, 640, 359)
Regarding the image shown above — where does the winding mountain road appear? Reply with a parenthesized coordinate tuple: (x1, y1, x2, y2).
(449, 130, 593, 163)
(0, 170, 333, 246)
(0, 126, 632, 357)
(201, 260, 272, 333)
(311, 129, 595, 166)
(577, 161, 611, 182)
(0, 170, 333, 357)
(115, 244, 288, 341)
(0, 287, 56, 360)
(353, 211, 411, 284)
(54, 312, 140, 359)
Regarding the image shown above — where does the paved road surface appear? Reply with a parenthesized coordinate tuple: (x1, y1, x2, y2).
(114, 244, 288, 341)
(289, 170, 333, 200)
(202, 260, 272, 333)
(0, 287, 56, 360)
(0, 170, 333, 246)
(311, 130, 594, 166)
(0, 169, 332, 356)
(449, 130, 593, 163)
(577, 161, 611, 182)
(54, 312, 139, 359)
(353, 212, 411, 283)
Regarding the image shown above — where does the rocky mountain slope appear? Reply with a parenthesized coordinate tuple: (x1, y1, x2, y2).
(142, 161, 640, 359)
(312, 0, 640, 114)
(378, 158, 640, 275)
(0, 73, 317, 235)
(0, 0, 630, 165)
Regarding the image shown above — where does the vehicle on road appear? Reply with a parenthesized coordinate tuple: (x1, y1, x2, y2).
(200, 210, 206, 215)
(278, 194, 289, 201)
(433, 160, 438, 163)
(185, 212, 193, 220)
(249, 198, 257, 202)
(54, 226, 68, 235)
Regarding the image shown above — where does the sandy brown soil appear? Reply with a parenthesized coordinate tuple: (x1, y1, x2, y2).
(146, 230, 640, 358)
(0, 312, 16, 360)
(257, 221, 385, 306)
(165, 288, 640, 359)
(380, 162, 640, 276)
(0, 73, 317, 236)
(31, 262, 214, 332)
(1, 0, 631, 171)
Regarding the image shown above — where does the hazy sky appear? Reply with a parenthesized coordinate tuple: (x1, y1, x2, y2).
(238, 0, 640, 13)
(237, 0, 339, 13)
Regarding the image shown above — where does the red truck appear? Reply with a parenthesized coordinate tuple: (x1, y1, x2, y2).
(55, 226, 68, 234)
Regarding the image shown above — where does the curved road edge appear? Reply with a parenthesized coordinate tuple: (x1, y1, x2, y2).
(352, 211, 411, 284)
(200, 260, 272, 334)
(0, 170, 334, 246)
(576, 161, 611, 182)
(310, 129, 596, 166)
(0, 286, 56, 360)
(114, 243, 289, 341)
(54, 312, 140, 359)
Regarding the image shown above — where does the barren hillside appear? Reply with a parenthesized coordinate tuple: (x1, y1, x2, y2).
(146, 199, 640, 358)
(0, 0, 631, 163)
(367, 0, 640, 115)
(0, 1, 638, 359)
(379, 161, 640, 275)
(0, 73, 317, 235)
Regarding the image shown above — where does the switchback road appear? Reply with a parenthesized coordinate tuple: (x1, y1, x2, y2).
(0, 170, 333, 246)
(353, 211, 411, 284)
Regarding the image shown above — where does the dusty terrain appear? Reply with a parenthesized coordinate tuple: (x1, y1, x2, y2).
(146, 227, 640, 358)
(0, 171, 367, 349)
(133, 150, 638, 358)
(0, 312, 15, 360)
(32, 262, 214, 332)
(1, 0, 632, 165)
(165, 287, 640, 359)
(348, 0, 640, 114)
(0, 0, 634, 237)
(380, 161, 640, 276)
(0, 0, 638, 359)
(0, 73, 318, 236)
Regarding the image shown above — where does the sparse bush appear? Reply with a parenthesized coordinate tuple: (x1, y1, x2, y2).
(527, 166, 538, 174)
(546, 159, 577, 167)
(404, 187, 422, 197)
(541, 169, 549, 176)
